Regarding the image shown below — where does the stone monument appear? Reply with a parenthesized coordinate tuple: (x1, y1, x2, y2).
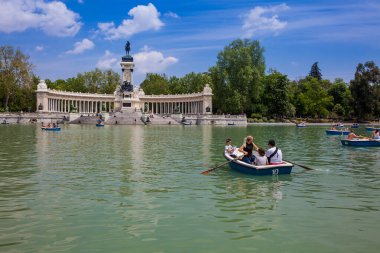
(114, 41, 139, 112)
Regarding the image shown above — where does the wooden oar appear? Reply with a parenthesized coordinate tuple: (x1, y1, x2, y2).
(284, 160, 314, 170)
(201, 156, 241, 175)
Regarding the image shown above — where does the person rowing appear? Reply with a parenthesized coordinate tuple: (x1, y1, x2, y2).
(266, 139, 283, 165)
(347, 129, 359, 140)
(238, 135, 259, 164)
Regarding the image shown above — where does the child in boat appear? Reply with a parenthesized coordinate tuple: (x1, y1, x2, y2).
(225, 138, 237, 158)
(254, 148, 268, 166)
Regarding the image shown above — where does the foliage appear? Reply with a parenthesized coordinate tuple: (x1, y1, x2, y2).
(328, 78, 352, 117)
(46, 68, 120, 94)
(309, 62, 322, 81)
(0, 46, 34, 111)
(140, 73, 169, 95)
(293, 77, 333, 117)
(262, 71, 290, 117)
(349, 61, 380, 119)
(209, 39, 265, 114)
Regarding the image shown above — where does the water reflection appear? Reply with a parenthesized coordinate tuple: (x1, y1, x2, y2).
(210, 173, 293, 240)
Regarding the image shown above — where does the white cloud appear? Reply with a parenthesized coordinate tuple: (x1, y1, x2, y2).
(242, 3, 289, 38)
(96, 50, 118, 69)
(66, 38, 94, 54)
(164, 11, 179, 19)
(78, 0, 84, 3)
(35, 45, 44, 51)
(134, 46, 178, 74)
(97, 3, 164, 40)
(0, 0, 82, 37)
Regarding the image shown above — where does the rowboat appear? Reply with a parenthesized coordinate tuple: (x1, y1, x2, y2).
(41, 127, 61, 131)
(341, 139, 380, 147)
(296, 123, 307, 127)
(96, 123, 105, 127)
(223, 152, 293, 175)
(182, 121, 192, 125)
(366, 126, 380, 131)
(351, 123, 359, 128)
(227, 122, 235, 126)
(326, 129, 350, 135)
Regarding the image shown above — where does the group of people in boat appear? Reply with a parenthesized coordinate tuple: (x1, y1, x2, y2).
(225, 135, 283, 166)
(347, 129, 380, 140)
(41, 122, 58, 128)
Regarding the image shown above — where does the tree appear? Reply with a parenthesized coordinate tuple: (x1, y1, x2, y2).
(210, 39, 265, 114)
(328, 78, 352, 117)
(140, 73, 169, 95)
(168, 72, 211, 94)
(309, 62, 322, 81)
(350, 61, 380, 119)
(0, 46, 33, 111)
(295, 77, 333, 117)
(262, 71, 290, 117)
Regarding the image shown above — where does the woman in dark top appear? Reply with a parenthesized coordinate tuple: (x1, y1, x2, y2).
(238, 135, 259, 164)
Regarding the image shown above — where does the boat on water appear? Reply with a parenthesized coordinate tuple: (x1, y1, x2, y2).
(326, 129, 350, 135)
(334, 123, 344, 127)
(182, 121, 192, 125)
(351, 123, 359, 128)
(1, 120, 9, 125)
(341, 139, 380, 147)
(41, 127, 61, 131)
(227, 122, 235, 126)
(96, 123, 105, 127)
(223, 152, 293, 176)
(366, 126, 380, 131)
(296, 123, 307, 128)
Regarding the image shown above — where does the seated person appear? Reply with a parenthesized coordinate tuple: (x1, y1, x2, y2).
(254, 148, 268, 166)
(238, 135, 259, 164)
(224, 138, 237, 157)
(266, 139, 283, 164)
(372, 129, 380, 140)
(347, 129, 358, 140)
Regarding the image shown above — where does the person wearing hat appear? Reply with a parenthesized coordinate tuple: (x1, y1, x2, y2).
(266, 139, 283, 164)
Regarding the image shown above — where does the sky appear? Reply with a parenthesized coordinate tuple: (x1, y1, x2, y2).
(1, 0, 380, 85)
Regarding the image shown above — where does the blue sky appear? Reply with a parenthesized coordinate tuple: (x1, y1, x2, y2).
(1, 0, 379, 85)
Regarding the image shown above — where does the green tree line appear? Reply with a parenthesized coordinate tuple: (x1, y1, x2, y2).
(1, 42, 379, 120)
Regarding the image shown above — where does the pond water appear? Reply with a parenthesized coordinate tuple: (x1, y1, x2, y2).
(0, 124, 379, 252)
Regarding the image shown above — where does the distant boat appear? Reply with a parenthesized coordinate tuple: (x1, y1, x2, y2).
(96, 123, 105, 127)
(326, 129, 350, 135)
(182, 121, 192, 125)
(296, 122, 307, 127)
(41, 127, 61, 131)
(366, 126, 380, 131)
(1, 120, 9, 125)
(224, 152, 293, 175)
(341, 139, 380, 147)
(227, 122, 235, 126)
(351, 123, 359, 128)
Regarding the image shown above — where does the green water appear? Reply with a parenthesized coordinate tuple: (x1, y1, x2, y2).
(0, 124, 379, 252)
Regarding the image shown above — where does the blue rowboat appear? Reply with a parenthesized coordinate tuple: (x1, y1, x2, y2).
(41, 127, 61, 131)
(341, 139, 380, 147)
(351, 123, 359, 128)
(326, 130, 350, 135)
(96, 123, 105, 127)
(366, 127, 380, 131)
(296, 123, 307, 128)
(223, 153, 293, 176)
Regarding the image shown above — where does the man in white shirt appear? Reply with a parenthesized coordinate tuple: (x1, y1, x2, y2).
(266, 139, 283, 164)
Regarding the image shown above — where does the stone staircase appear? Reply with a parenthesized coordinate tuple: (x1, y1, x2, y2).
(144, 114, 180, 125)
(106, 111, 145, 125)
